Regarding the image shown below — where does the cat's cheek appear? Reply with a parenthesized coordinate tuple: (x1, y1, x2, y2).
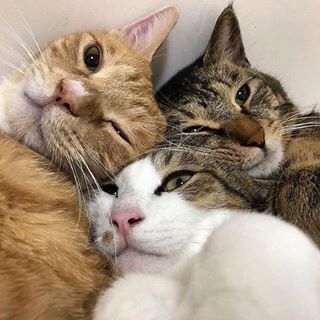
(5, 84, 44, 151)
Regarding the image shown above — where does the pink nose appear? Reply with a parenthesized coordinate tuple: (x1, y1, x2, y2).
(111, 209, 143, 237)
(54, 80, 78, 116)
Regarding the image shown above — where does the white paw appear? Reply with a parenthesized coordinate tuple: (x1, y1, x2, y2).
(93, 273, 180, 320)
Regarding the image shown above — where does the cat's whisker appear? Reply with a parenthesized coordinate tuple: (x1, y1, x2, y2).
(81, 140, 119, 184)
(13, 5, 47, 65)
(65, 154, 84, 229)
(76, 151, 101, 191)
(75, 146, 120, 264)
(152, 52, 168, 60)
(157, 93, 179, 110)
(0, 41, 33, 75)
(0, 57, 27, 76)
(0, 14, 39, 68)
(283, 122, 320, 132)
(283, 115, 320, 123)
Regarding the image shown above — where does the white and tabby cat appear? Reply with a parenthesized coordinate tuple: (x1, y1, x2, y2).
(87, 150, 320, 320)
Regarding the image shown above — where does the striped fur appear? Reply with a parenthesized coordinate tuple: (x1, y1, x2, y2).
(157, 6, 320, 245)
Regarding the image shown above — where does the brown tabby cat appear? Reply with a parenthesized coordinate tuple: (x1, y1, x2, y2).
(0, 6, 179, 320)
(157, 6, 320, 245)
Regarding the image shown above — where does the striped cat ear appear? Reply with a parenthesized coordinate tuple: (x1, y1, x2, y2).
(203, 5, 250, 67)
(119, 6, 179, 62)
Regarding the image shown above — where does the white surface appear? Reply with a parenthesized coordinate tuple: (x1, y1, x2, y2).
(0, 0, 319, 108)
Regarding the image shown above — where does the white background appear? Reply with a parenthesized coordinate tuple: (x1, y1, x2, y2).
(1, 0, 319, 110)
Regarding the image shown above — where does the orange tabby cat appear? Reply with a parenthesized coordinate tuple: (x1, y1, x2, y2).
(0, 6, 179, 320)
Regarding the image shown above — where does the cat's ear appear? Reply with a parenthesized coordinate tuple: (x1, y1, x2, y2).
(118, 6, 179, 62)
(203, 5, 250, 67)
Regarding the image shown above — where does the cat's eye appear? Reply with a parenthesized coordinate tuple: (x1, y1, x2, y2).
(110, 121, 131, 145)
(155, 171, 194, 195)
(100, 183, 118, 197)
(182, 125, 225, 136)
(182, 126, 209, 133)
(104, 120, 131, 145)
(235, 83, 250, 106)
(84, 45, 101, 72)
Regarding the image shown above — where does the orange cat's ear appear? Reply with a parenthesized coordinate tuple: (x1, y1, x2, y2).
(119, 6, 179, 61)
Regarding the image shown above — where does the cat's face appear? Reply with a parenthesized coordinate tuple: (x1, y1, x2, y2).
(87, 149, 268, 274)
(157, 6, 298, 178)
(0, 7, 179, 183)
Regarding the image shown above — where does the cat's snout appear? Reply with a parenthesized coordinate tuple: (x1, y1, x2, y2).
(222, 117, 265, 149)
(53, 80, 81, 116)
(111, 208, 144, 237)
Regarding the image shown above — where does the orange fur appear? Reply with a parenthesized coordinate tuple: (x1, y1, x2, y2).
(0, 133, 113, 319)
(0, 6, 179, 319)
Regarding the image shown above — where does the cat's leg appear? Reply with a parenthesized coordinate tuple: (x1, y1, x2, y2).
(93, 273, 180, 320)
(272, 166, 320, 246)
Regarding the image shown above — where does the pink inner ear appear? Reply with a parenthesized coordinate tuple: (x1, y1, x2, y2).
(120, 6, 178, 59)
(123, 13, 158, 47)
(124, 15, 155, 40)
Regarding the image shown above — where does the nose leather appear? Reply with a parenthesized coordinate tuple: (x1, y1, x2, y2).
(55, 80, 79, 115)
(111, 209, 143, 237)
(222, 116, 265, 148)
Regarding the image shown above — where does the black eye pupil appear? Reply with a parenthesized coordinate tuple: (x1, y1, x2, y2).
(85, 54, 99, 67)
(101, 184, 118, 197)
(176, 177, 184, 187)
(236, 84, 250, 104)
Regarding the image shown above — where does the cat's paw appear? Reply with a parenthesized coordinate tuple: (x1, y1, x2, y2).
(93, 273, 179, 320)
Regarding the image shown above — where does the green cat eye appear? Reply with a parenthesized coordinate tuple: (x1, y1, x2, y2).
(155, 171, 194, 194)
(235, 83, 250, 106)
(84, 45, 101, 72)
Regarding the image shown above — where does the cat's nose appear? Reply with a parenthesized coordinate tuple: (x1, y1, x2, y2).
(54, 80, 79, 116)
(223, 116, 265, 149)
(111, 209, 143, 237)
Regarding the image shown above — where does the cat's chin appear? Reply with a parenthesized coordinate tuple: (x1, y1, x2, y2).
(118, 248, 172, 275)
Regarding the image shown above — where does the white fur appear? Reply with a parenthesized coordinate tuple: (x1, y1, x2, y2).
(247, 132, 283, 177)
(67, 79, 88, 97)
(88, 156, 320, 320)
(0, 65, 86, 152)
(87, 156, 230, 273)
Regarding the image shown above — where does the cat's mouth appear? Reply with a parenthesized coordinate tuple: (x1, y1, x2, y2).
(24, 92, 75, 116)
(243, 133, 284, 177)
(119, 247, 163, 258)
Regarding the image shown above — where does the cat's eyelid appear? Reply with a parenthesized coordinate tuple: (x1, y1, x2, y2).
(237, 76, 257, 88)
(102, 118, 132, 146)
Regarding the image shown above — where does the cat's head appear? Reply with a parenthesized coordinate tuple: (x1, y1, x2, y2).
(87, 149, 268, 274)
(157, 5, 298, 178)
(0, 7, 179, 183)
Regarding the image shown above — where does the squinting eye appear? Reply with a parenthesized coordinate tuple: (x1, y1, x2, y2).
(182, 126, 225, 136)
(84, 45, 101, 72)
(235, 83, 250, 106)
(182, 126, 208, 133)
(100, 183, 118, 197)
(159, 171, 194, 193)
